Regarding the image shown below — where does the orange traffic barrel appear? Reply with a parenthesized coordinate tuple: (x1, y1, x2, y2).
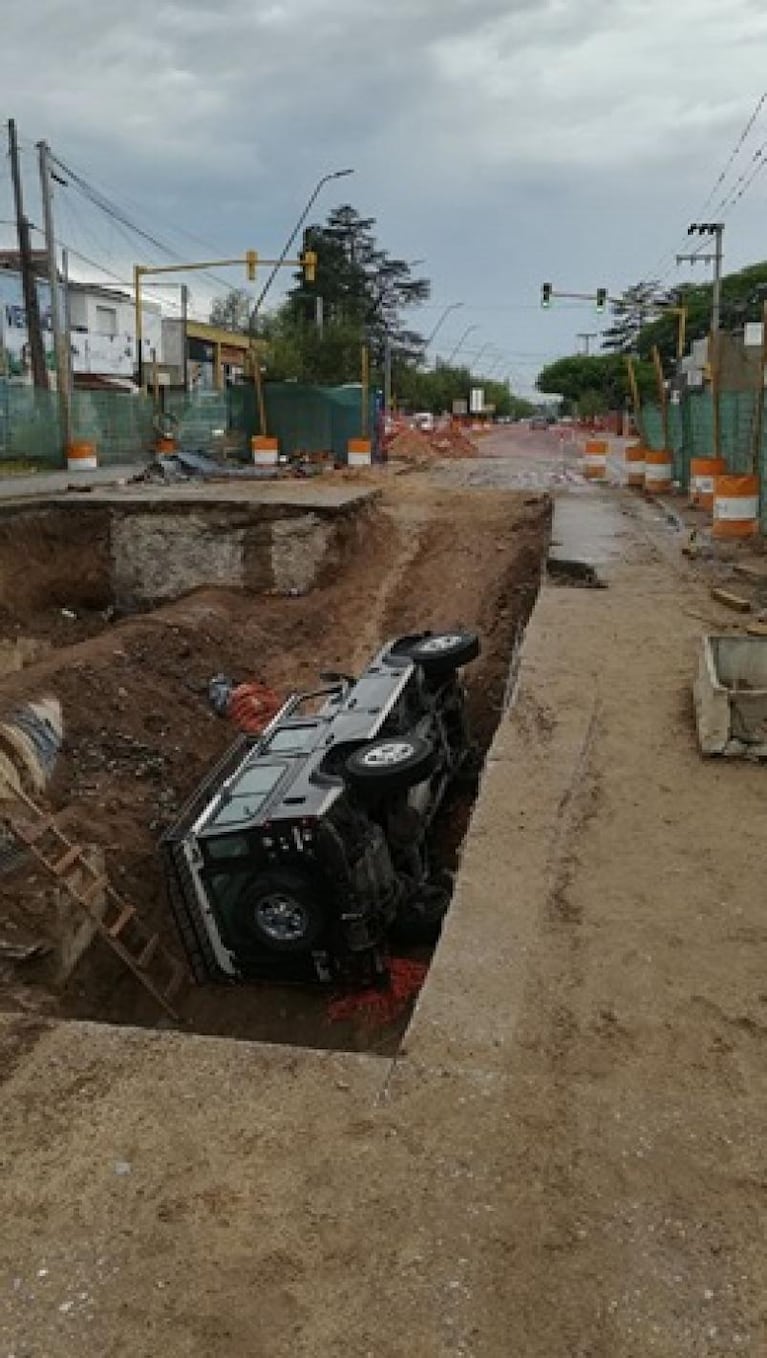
(348, 438, 372, 467)
(712, 474, 760, 539)
(689, 457, 726, 509)
(155, 436, 177, 456)
(644, 449, 673, 493)
(66, 440, 97, 472)
(583, 438, 608, 480)
(625, 443, 645, 488)
(251, 435, 279, 466)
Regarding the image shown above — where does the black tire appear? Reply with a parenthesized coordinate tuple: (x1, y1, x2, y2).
(400, 630, 480, 676)
(234, 868, 326, 954)
(345, 735, 437, 794)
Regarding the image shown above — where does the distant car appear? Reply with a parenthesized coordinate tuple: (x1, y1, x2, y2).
(529, 415, 549, 430)
(412, 412, 435, 432)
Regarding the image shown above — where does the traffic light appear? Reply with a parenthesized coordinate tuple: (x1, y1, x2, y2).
(541, 282, 552, 309)
(596, 287, 607, 312)
(303, 250, 318, 283)
(246, 250, 258, 281)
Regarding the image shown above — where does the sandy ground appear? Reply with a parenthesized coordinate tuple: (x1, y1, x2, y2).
(1, 427, 766, 1357)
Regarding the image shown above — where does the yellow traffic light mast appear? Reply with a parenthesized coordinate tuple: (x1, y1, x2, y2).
(133, 250, 318, 385)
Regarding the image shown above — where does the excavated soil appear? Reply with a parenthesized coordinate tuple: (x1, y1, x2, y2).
(0, 475, 549, 1048)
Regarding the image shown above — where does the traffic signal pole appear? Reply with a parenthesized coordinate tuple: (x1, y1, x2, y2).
(133, 250, 318, 387)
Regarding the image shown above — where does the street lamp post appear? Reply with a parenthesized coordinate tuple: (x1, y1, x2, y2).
(252, 168, 354, 314)
(446, 325, 478, 365)
(469, 342, 492, 370)
(425, 301, 463, 349)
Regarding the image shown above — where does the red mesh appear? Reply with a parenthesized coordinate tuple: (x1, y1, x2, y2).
(327, 957, 428, 1025)
(227, 682, 283, 735)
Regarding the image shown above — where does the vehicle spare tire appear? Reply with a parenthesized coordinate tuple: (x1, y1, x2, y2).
(236, 869, 326, 954)
(401, 630, 480, 675)
(345, 735, 437, 794)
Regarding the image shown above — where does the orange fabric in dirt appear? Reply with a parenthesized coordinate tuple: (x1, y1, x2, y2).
(227, 683, 283, 734)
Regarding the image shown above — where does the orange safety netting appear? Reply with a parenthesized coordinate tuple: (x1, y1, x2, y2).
(227, 682, 284, 735)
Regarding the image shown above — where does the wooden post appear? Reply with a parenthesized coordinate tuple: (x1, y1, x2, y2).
(710, 330, 721, 460)
(625, 356, 643, 440)
(749, 299, 767, 475)
(677, 306, 687, 361)
(8, 120, 48, 390)
(253, 356, 268, 438)
(361, 344, 370, 437)
(651, 345, 669, 448)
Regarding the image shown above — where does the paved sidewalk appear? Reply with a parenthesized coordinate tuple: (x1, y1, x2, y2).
(0, 464, 139, 501)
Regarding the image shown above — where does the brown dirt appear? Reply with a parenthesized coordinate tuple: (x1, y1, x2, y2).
(0, 475, 549, 1047)
(387, 425, 478, 462)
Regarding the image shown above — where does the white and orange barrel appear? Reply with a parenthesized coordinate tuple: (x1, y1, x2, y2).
(66, 440, 97, 472)
(712, 474, 760, 539)
(155, 435, 177, 457)
(348, 438, 372, 467)
(583, 438, 608, 480)
(689, 457, 726, 510)
(644, 449, 673, 493)
(251, 435, 279, 466)
(625, 442, 645, 488)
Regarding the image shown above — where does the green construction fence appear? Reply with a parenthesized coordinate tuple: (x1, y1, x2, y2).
(0, 380, 378, 469)
(640, 389, 767, 529)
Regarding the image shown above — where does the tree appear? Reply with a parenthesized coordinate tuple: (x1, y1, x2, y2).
(637, 260, 767, 364)
(209, 288, 254, 333)
(536, 353, 655, 409)
(601, 280, 663, 353)
(288, 205, 430, 371)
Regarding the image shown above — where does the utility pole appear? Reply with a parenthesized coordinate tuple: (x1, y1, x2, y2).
(383, 334, 392, 423)
(677, 222, 724, 332)
(7, 120, 47, 388)
(576, 331, 598, 356)
(678, 222, 725, 457)
(37, 140, 71, 452)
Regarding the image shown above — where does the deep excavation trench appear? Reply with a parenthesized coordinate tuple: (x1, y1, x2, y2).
(0, 480, 550, 1053)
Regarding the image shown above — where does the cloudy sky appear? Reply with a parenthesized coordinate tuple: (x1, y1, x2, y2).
(3, 0, 767, 394)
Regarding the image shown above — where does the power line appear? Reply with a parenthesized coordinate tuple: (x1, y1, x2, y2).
(646, 93, 767, 285)
(50, 151, 238, 296)
(700, 91, 766, 211)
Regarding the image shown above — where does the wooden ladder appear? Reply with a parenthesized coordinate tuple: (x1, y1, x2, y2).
(2, 785, 187, 1021)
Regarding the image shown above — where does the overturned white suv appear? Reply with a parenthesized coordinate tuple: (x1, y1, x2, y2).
(162, 630, 480, 988)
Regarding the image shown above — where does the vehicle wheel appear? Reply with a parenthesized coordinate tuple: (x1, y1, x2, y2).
(400, 630, 480, 676)
(235, 869, 326, 954)
(345, 735, 437, 794)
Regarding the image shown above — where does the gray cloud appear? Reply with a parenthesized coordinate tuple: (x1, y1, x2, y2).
(3, 0, 767, 392)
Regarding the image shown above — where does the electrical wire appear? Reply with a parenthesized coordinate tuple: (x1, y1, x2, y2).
(700, 92, 766, 212)
(51, 151, 239, 295)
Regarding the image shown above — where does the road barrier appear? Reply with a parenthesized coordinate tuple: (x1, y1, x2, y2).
(625, 443, 645, 488)
(66, 440, 98, 472)
(583, 439, 608, 480)
(689, 457, 727, 510)
(644, 449, 673, 493)
(348, 438, 372, 467)
(251, 435, 279, 466)
(712, 474, 760, 539)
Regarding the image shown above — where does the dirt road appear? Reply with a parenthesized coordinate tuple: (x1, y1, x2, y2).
(2, 428, 766, 1357)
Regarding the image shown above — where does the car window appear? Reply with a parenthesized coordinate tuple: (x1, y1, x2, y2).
(209, 764, 285, 827)
(265, 725, 318, 753)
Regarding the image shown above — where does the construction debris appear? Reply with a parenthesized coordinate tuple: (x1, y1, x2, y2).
(710, 586, 752, 613)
